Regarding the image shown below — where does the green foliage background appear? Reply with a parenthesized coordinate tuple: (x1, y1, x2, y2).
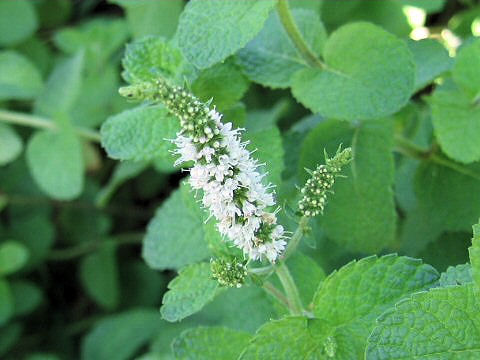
(0, 0, 480, 359)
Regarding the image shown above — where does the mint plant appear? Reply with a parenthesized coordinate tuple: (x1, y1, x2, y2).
(1, 0, 480, 359)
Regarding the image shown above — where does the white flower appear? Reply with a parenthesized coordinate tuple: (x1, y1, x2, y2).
(168, 94, 287, 261)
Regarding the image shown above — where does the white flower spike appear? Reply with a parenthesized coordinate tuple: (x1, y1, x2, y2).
(120, 79, 287, 262)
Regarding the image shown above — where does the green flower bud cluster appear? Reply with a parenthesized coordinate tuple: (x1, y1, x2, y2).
(298, 147, 352, 217)
(210, 257, 248, 288)
(119, 80, 222, 156)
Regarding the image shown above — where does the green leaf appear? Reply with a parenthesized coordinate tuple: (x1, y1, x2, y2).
(173, 327, 251, 360)
(0, 124, 23, 166)
(110, 0, 183, 39)
(452, 39, 480, 98)
(120, 260, 165, 308)
(431, 89, 480, 164)
(292, 22, 414, 121)
(245, 114, 285, 186)
(26, 120, 84, 200)
(71, 65, 119, 128)
(101, 105, 180, 162)
(469, 220, 480, 289)
(122, 36, 185, 84)
(366, 283, 480, 359)
(439, 264, 472, 286)
(54, 18, 128, 73)
(0, 322, 22, 357)
(143, 183, 210, 270)
(192, 60, 249, 110)
(0, 51, 43, 100)
(81, 308, 162, 360)
(11, 280, 43, 316)
(313, 254, 439, 358)
(96, 161, 149, 207)
(34, 52, 84, 117)
(80, 242, 119, 310)
(417, 231, 471, 272)
(0, 0, 38, 46)
(414, 161, 480, 232)
(300, 119, 396, 253)
(402, 0, 446, 13)
(0, 240, 29, 276)
(160, 263, 218, 322)
(14, 36, 53, 77)
(9, 212, 55, 269)
(203, 220, 243, 259)
(201, 286, 277, 333)
(176, 0, 277, 69)
(239, 317, 338, 359)
(0, 279, 13, 326)
(237, 9, 326, 89)
(407, 39, 453, 91)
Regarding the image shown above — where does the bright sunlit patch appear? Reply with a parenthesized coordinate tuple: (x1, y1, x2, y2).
(410, 27, 430, 40)
(403, 5, 426, 29)
(472, 17, 480, 37)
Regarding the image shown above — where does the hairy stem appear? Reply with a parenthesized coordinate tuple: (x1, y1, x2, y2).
(0, 109, 101, 143)
(276, 0, 325, 69)
(275, 262, 303, 315)
(283, 216, 309, 260)
(263, 281, 289, 308)
(394, 135, 480, 181)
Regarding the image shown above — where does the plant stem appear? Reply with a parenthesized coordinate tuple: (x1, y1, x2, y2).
(48, 233, 143, 261)
(263, 281, 289, 308)
(275, 262, 303, 315)
(276, 0, 325, 69)
(283, 216, 309, 260)
(394, 135, 480, 181)
(0, 109, 101, 143)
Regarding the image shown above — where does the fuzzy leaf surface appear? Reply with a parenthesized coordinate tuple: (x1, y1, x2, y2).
(239, 317, 340, 359)
(80, 243, 119, 310)
(440, 264, 473, 287)
(173, 327, 251, 360)
(237, 9, 326, 89)
(452, 39, 480, 98)
(469, 221, 480, 289)
(407, 38, 453, 91)
(26, 122, 84, 201)
(0, 124, 23, 166)
(192, 60, 249, 110)
(34, 52, 84, 117)
(0, 0, 37, 46)
(122, 36, 185, 84)
(414, 162, 480, 232)
(0, 51, 43, 100)
(101, 105, 180, 162)
(313, 254, 439, 358)
(367, 283, 480, 359)
(81, 309, 162, 360)
(160, 263, 218, 322)
(431, 89, 480, 164)
(0, 241, 29, 276)
(143, 184, 210, 270)
(300, 119, 395, 253)
(292, 22, 414, 121)
(176, 0, 277, 69)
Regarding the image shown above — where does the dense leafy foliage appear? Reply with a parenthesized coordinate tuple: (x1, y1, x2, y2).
(1, 0, 480, 359)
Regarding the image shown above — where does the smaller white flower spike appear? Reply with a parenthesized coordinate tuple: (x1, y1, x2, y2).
(298, 147, 352, 217)
(119, 79, 287, 262)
